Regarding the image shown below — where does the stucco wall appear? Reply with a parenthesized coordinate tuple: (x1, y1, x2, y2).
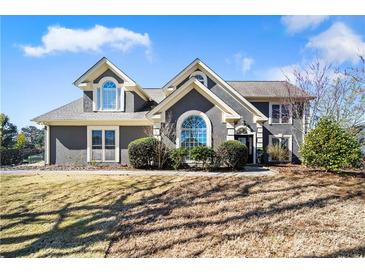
(120, 126, 151, 165)
(251, 102, 304, 163)
(93, 69, 124, 83)
(50, 126, 87, 165)
(49, 125, 150, 165)
(165, 89, 226, 149)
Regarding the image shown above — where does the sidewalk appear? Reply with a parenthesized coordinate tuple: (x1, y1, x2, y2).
(1, 166, 277, 177)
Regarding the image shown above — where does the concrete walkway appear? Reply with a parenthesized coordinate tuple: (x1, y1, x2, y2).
(1, 166, 276, 177)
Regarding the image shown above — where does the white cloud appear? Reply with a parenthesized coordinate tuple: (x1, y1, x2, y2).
(265, 64, 301, 82)
(232, 53, 255, 75)
(242, 57, 255, 74)
(306, 22, 365, 64)
(281, 16, 329, 34)
(21, 25, 152, 58)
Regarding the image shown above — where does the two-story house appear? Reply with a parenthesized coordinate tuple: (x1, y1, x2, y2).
(33, 57, 313, 165)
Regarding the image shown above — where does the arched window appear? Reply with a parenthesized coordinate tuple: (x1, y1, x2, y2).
(190, 71, 207, 86)
(102, 81, 117, 110)
(180, 115, 207, 149)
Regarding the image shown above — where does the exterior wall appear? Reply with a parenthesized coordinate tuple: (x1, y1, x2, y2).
(175, 71, 256, 130)
(49, 125, 150, 165)
(85, 69, 148, 113)
(83, 91, 93, 112)
(93, 69, 124, 83)
(50, 126, 87, 165)
(120, 126, 151, 165)
(251, 102, 304, 163)
(165, 89, 226, 149)
(125, 91, 147, 112)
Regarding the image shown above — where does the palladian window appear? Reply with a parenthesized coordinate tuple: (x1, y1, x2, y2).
(180, 115, 207, 149)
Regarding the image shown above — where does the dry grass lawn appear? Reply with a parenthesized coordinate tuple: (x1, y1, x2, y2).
(1, 168, 364, 257)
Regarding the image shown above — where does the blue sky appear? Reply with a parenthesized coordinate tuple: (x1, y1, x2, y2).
(1, 15, 364, 129)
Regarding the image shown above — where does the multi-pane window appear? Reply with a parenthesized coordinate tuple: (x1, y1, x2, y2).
(180, 115, 207, 150)
(271, 104, 292, 124)
(91, 128, 117, 162)
(102, 81, 117, 110)
(91, 130, 103, 161)
(269, 136, 291, 162)
(104, 130, 116, 161)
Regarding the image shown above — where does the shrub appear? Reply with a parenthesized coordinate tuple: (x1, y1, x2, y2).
(190, 146, 215, 169)
(0, 148, 22, 166)
(300, 117, 362, 171)
(128, 137, 158, 169)
(266, 143, 289, 162)
(216, 140, 248, 170)
(170, 148, 188, 170)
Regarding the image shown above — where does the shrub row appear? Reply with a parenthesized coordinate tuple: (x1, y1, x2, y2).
(128, 137, 248, 170)
(0, 147, 44, 166)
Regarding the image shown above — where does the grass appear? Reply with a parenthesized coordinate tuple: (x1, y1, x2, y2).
(0, 168, 364, 257)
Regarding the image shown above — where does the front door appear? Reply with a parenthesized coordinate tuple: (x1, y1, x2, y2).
(235, 135, 254, 163)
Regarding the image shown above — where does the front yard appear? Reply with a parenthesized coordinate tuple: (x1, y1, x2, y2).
(0, 168, 364, 257)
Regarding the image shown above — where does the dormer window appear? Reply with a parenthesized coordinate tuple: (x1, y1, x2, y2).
(190, 71, 207, 87)
(93, 77, 125, 112)
(101, 81, 117, 110)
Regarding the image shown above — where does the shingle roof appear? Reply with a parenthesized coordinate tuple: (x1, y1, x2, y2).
(227, 81, 313, 99)
(32, 98, 148, 122)
(143, 88, 164, 103)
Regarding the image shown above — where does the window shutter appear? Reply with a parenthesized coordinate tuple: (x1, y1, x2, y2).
(120, 87, 125, 112)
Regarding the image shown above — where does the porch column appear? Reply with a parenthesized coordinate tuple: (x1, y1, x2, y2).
(256, 123, 263, 149)
(153, 123, 161, 141)
(45, 125, 50, 165)
(226, 122, 235, 141)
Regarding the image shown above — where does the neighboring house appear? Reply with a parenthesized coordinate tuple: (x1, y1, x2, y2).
(33, 57, 313, 165)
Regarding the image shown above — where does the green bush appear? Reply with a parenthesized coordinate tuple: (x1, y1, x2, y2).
(216, 140, 248, 170)
(190, 146, 215, 169)
(300, 117, 362, 171)
(128, 137, 158, 169)
(170, 147, 188, 170)
(0, 148, 22, 166)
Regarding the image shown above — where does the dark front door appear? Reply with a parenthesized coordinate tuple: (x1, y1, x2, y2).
(235, 135, 254, 163)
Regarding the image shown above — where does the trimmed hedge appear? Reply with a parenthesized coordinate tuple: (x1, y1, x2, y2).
(170, 148, 188, 170)
(128, 137, 158, 169)
(216, 140, 248, 170)
(300, 118, 361, 171)
(190, 146, 215, 169)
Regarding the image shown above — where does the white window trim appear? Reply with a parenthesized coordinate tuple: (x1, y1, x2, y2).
(93, 77, 124, 112)
(87, 126, 120, 163)
(268, 134, 292, 162)
(176, 110, 212, 148)
(269, 102, 293, 125)
(189, 71, 208, 87)
(234, 125, 257, 164)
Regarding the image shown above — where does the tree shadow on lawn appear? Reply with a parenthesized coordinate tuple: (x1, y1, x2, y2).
(0, 176, 175, 257)
(1, 173, 364, 258)
(106, 174, 364, 257)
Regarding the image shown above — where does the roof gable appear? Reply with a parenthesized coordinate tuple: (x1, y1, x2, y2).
(162, 59, 268, 121)
(73, 57, 150, 100)
(148, 78, 240, 122)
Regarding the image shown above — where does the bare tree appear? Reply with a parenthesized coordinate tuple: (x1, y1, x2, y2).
(282, 57, 365, 148)
(145, 114, 176, 169)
